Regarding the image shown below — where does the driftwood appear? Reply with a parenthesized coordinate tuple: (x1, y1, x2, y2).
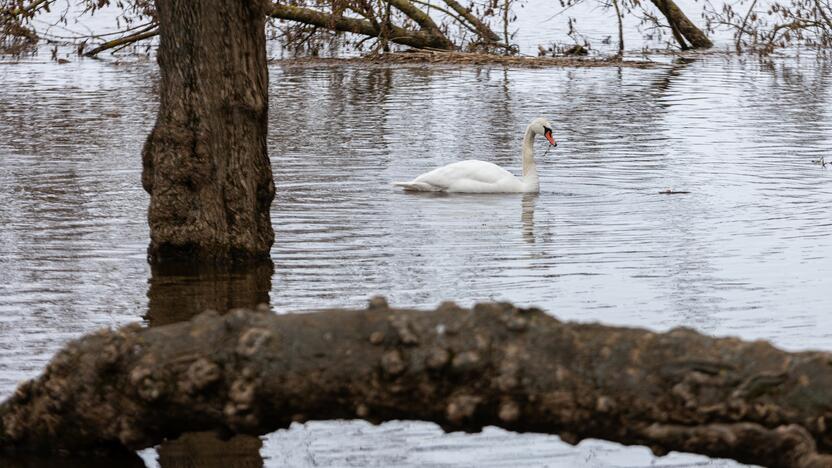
(1, 299, 831, 467)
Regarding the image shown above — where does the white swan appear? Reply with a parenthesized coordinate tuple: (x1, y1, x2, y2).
(393, 117, 557, 193)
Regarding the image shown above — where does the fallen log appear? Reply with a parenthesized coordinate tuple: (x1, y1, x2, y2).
(1, 299, 831, 467)
(441, 0, 502, 43)
(268, 4, 454, 50)
(651, 0, 714, 49)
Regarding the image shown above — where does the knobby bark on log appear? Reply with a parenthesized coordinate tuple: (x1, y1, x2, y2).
(651, 0, 713, 49)
(2, 300, 832, 466)
(269, 3, 455, 50)
(141, 0, 276, 263)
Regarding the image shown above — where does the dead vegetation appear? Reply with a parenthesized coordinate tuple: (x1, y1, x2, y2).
(274, 49, 657, 68)
(1, 0, 716, 59)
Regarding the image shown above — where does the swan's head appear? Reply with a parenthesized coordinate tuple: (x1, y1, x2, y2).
(530, 117, 557, 147)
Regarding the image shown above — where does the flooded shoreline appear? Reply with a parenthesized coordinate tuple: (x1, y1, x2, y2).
(2, 50, 831, 466)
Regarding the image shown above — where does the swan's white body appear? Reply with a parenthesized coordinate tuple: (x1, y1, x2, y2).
(393, 117, 555, 194)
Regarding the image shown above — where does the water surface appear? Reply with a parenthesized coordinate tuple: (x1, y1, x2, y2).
(1, 53, 831, 467)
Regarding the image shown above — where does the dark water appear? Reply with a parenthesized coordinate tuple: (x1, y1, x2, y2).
(2, 53, 832, 467)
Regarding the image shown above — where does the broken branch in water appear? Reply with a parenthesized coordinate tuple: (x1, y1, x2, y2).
(83, 24, 158, 57)
(1, 299, 832, 467)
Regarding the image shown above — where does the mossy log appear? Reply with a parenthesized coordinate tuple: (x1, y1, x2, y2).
(1, 299, 831, 467)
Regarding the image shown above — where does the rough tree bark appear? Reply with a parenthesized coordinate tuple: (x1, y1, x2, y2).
(651, 0, 713, 49)
(2, 300, 832, 467)
(141, 0, 276, 263)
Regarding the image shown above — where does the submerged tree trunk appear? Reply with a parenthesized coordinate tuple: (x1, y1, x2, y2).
(2, 300, 832, 467)
(141, 0, 275, 263)
(651, 0, 713, 49)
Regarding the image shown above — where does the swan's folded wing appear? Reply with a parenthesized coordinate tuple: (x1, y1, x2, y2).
(392, 181, 443, 192)
(413, 160, 514, 189)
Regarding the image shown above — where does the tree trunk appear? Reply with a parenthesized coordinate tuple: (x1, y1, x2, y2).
(141, 0, 276, 263)
(2, 300, 832, 467)
(651, 0, 713, 49)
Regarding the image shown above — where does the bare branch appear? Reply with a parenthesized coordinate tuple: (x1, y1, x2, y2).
(84, 25, 158, 57)
(268, 3, 454, 49)
(387, 0, 453, 48)
(441, 0, 501, 42)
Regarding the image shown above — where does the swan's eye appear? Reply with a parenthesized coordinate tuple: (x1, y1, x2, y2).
(543, 127, 552, 134)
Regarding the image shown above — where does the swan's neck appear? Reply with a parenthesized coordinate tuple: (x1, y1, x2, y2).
(521, 128, 538, 186)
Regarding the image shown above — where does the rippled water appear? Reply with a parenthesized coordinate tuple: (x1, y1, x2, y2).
(2, 51, 832, 467)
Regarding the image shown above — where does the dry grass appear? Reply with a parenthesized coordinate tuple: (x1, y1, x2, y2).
(275, 50, 656, 69)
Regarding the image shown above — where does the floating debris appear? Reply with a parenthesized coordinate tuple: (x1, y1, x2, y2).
(812, 156, 827, 168)
(659, 189, 691, 195)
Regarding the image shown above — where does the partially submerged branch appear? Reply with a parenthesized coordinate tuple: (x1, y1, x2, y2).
(442, 0, 501, 42)
(612, 0, 624, 56)
(1, 300, 832, 467)
(650, 0, 713, 49)
(387, 0, 452, 48)
(84, 25, 158, 57)
(269, 3, 453, 50)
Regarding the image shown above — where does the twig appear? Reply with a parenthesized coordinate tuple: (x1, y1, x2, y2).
(735, 0, 757, 51)
(0, 0, 51, 18)
(409, 0, 480, 36)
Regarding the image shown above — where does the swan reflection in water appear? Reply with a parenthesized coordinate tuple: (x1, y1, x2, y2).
(522, 193, 538, 245)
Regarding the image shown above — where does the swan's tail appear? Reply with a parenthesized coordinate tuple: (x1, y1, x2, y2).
(392, 181, 442, 192)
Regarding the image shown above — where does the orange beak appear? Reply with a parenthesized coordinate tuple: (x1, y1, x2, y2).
(545, 130, 557, 147)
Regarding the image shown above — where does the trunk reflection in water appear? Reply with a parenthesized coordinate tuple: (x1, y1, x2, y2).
(146, 261, 274, 326)
(146, 260, 274, 467)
